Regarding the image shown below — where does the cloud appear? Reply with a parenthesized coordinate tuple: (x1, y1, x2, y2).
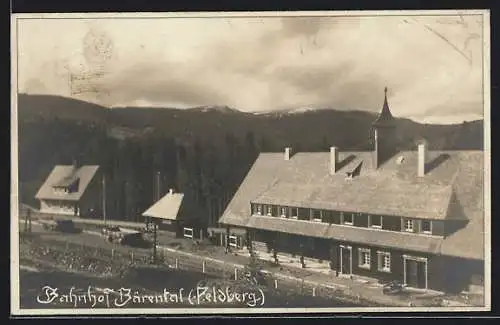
(17, 14, 485, 123)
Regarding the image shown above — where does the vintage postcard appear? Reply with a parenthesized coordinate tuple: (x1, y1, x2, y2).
(10, 10, 491, 316)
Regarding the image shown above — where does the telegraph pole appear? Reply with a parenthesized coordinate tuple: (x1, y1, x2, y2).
(27, 208, 32, 233)
(102, 175, 107, 226)
(152, 171, 160, 264)
(24, 208, 28, 234)
(156, 171, 161, 201)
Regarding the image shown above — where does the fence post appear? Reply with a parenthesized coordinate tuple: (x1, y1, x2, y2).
(312, 287, 316, 297)
(274, 279, 278, 289)
(234, 267, 238, 280)
(175, 258, 178, 269)
(202, 260, 206, 273)
(131, 252, 134, 261)
(111, 249, 115, 259)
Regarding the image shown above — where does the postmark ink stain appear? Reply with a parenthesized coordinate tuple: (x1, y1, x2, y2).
(83, 28, 114, 66)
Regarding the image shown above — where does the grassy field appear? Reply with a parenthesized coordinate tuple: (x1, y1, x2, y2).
(18, 233, 364, 309)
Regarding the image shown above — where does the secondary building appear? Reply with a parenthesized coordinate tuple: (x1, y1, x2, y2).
(142, 188, 205, 239)
(34, 161, 101, 217)
(218, 88, 485, 294)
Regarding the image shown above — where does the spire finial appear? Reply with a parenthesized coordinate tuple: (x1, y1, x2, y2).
(372, 86, 394, 127)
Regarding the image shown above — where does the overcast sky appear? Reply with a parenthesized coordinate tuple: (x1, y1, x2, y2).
(16, 13, 485, 124)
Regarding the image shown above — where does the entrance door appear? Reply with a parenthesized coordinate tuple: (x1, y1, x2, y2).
(405, 259, 426, 289)
(340, 246, 352, 275)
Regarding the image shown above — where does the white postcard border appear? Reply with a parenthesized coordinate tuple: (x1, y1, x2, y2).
(10, 9, 491, 316)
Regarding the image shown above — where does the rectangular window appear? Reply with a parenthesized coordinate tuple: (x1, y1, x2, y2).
(256, 204, 262, 215)
(370, 215, 383, 228)
(291, 207, 298, 219)
(343, 213, 354, 225)
(280, 207, 288, 218)
(377, 251, 391, 272)
(266, 205, 273, 216)
(421, 220, 432, 233)
(229, 235, 238, 248)
(312, 210, 322, 222)
(404, 219, 414, 232)
(321, 210, 332, 224)
(183, 227, 193, 239)
(358, 248, 371, 269)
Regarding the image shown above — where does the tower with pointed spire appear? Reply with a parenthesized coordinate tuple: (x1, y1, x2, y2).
(372, 87, 396, 169)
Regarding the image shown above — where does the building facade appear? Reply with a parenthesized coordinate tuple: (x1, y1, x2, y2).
(218, 88, 484, 294)
(35, 162, 101, 217)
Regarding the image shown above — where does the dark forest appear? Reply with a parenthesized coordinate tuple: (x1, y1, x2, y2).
(17, 94, 483, 226)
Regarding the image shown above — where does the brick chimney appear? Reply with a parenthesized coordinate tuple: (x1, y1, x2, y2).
(330, 147, 339, 175)
(284, 147, 292, 161)
(417, 140, 427, 177)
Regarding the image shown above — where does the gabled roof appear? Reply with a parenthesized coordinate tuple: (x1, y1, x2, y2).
(35, 165, 100, 201)
(142, 192, 184, 220)
(219, 150, 484, 260)
(219, 153, 285, 227)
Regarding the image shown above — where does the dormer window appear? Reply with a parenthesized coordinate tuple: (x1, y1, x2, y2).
(53, 186, 69, 194)
(345, 161, 363, 180)
(255, 204, 262, 215)
(266, 206, 272, 216)
(53, 177, 79, 194)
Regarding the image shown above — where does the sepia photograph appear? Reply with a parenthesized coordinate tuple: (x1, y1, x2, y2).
(10, 10, 490, 315)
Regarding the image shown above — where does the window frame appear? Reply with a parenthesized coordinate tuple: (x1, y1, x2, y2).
(404, 219, 414, 232)
(312, 209, 322, 222)
(369, 215, 383, 229)
(377, 251, 391, 273)
(342, 212, 354, 225)
(421, 220, 432, 234)
(229, 235, 238, 248)
(358, 248, 371, 269)
(280, 206, 288, 218)
(183, 227, 194, 239)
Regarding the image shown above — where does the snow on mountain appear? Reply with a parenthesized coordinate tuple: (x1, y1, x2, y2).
(252, 106, 321, 116)
(190, 105, 239, 113)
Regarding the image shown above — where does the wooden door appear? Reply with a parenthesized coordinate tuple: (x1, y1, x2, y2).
(416, 261, 426, 289)
(341, 246, 352, 275)
(406, 259, 418, 287)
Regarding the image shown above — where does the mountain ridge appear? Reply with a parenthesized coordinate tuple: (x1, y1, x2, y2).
(17, 93, 483, 126)
(17, 93, 483, 152)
